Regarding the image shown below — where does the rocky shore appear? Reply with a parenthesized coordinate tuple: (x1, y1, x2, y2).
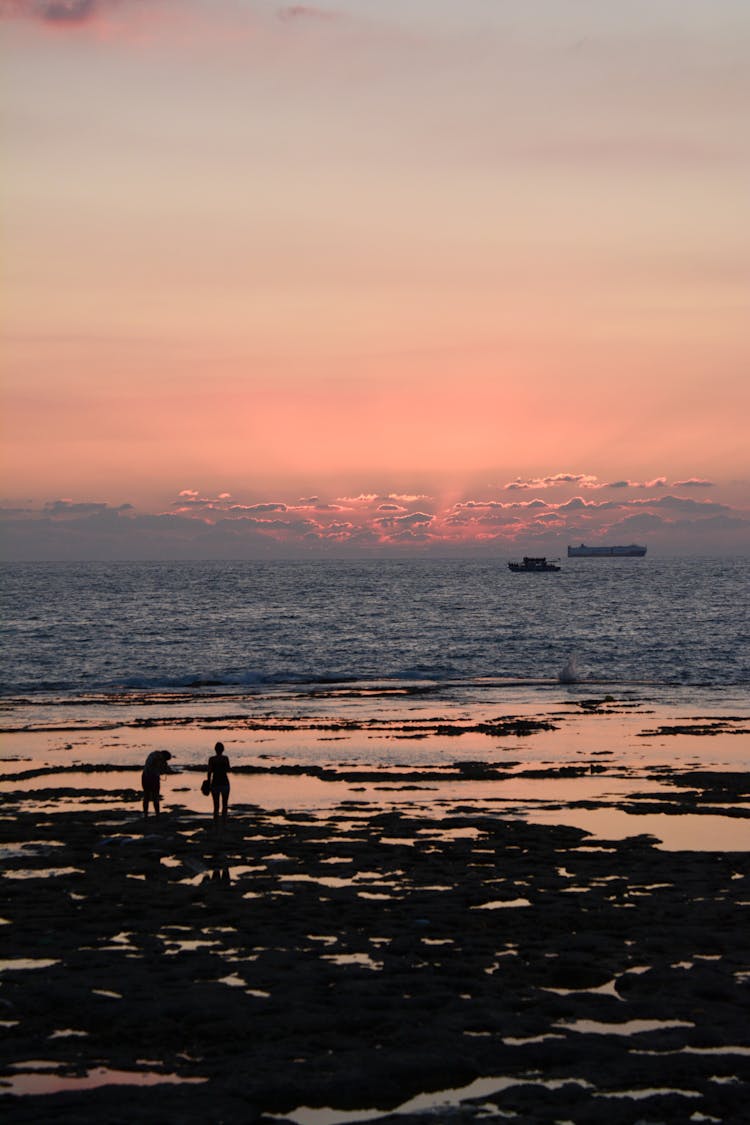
(2, 795, 749, 1123)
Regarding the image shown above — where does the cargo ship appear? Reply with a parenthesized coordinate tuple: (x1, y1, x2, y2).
(567, 543, 647, 558)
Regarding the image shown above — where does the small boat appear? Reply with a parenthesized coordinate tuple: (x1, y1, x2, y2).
(508, 556, 561, 573)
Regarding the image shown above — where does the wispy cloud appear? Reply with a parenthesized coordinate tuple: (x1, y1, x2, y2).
(504, 473, 599, 491)
(601, 477, 668, 490)
(502, 473, 674, 492)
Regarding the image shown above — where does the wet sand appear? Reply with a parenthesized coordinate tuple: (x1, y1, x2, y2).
(1, 694, 749, 1122)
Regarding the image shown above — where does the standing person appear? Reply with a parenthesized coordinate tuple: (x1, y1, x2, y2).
(206, 741, 230, 827)
(141, 750, 173, 820)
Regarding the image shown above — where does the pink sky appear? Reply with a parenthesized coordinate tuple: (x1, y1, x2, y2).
(2, 1, 749, 557)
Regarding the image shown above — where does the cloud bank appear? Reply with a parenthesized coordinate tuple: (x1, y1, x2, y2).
(2, 473, 747, 559)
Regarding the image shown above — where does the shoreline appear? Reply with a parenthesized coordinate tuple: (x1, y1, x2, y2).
(2, 690, 748, 850)
(2, 688, 749, 1121)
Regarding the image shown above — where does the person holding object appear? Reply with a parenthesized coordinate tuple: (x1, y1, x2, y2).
(206, 741, 230, 826)
(141, 750, 173, 819)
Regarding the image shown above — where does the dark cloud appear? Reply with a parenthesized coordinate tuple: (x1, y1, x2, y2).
(218, 515, 316, 534)
(504, 474, 676, 493)
(586, 478, 669, 491)
(672, 478, 714, 488)
(309, 520, 359, 542)
(606, 513, 667, 533)
(376, 510, 434, 532)
(504, 473, 598, 491)
(45, 499, 132, 516)
(643, 494, 729, 515)
(557, 497, 588, 511)
(4, 0, 100, 23)
(377, 503, 405, 513)
(42, 0, 96, 20)
(673, 514, 747, 532)
(238, 502, 289, 514)
(277, 5, 337, 23)
(454, 500, 507, 511)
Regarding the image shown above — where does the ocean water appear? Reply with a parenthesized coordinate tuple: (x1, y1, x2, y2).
(1, 558, 748, 699)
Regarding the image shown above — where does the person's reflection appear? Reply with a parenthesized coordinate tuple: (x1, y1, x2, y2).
(210, 866, 231, 885)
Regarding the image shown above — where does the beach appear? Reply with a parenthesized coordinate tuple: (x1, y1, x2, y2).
(1, 687, 749, 1122)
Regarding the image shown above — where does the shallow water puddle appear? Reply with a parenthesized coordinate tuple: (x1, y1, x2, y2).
(322, 953, 382, 970)
(557, 1018, 693, 1035)
(281, 874, 360, 889)
(503, 1033, 564, 1046)
(416, 827, 484, 841)
(525, 808, 750, 851)
(162, 938, 222, 954)
(544, 979, 623, 1000)
(216, 973, 246, 988)
(597, 1087, 701, 1101)
(273, 1073, 594, 1125)
(0, 958, 60, 972)
(0, 1066, 208, 1096)
(472, 898, 532, 910)
(3, 867, 83, 880)
(0, 841, 65, 858)
(635, 1045, 750, 1057)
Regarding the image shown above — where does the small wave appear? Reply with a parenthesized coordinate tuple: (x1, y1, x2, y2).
(1, 662, 748, 700)
(559, 655, 580, 684)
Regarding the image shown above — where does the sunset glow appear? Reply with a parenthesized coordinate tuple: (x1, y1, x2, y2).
(3, 0, 749, 557)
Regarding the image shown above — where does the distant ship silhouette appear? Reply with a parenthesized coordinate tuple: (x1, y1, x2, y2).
(567, 543, 646, 557)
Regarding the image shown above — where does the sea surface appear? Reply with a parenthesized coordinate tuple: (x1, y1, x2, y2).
(1, 557, 748, 701)
(2, 558, 749, 851)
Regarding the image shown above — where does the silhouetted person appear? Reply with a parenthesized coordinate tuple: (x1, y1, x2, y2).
(206, 741, 230, 826)
(141, 750, 173, 819)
